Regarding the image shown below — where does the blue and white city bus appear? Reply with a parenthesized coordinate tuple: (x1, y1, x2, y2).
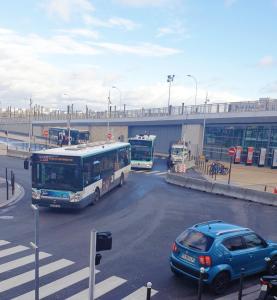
(129, 134, 156, 169)
(31, 141, 131, 208)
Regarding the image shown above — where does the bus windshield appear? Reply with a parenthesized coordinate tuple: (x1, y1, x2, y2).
(32, 162, 82, 191)
(130, 140, 152, 162)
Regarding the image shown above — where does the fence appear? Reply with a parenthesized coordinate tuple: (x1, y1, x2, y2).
(1, 99, 277, 122)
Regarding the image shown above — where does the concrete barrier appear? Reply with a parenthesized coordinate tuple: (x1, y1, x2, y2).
(166, 173, 277, 207)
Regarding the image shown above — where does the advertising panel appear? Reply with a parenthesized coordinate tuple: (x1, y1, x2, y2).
(258, 148, 266, 167)
(246, 147, 254, 165)
(272, 149, 277, 169)
(234, 146, 243, 164)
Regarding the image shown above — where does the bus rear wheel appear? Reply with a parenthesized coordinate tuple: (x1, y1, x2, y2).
(92, 188, 100, 205)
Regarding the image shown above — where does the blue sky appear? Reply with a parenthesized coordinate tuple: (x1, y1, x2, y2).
(0, 0, 276, 110)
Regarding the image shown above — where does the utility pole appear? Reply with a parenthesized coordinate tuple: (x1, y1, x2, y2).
(28, 98, 32, 152)
(167, 75, 175, 108)
(202, 93, 209, 155)
(107, 90, 111, 140)
(67, 105, 71, 146)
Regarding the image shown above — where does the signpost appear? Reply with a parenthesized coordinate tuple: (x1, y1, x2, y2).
(227, 147, 236, 184)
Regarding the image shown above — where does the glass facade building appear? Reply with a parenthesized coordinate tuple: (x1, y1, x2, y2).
(204, 124, 277, 166)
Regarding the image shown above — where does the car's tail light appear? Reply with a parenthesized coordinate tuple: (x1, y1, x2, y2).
(172, 242, 178, 253)
(198, 255, 212, 267)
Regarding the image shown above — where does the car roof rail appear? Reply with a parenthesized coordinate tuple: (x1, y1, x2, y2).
(194, 220, 224, 228)
(216, 228, 251, 236)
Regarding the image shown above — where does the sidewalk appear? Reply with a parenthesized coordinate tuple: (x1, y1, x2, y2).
(197, 162, 277, 193)
(0, 177, 24, 208)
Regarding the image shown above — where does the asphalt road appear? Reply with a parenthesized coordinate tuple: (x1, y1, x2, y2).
(0, 156, 277, 299)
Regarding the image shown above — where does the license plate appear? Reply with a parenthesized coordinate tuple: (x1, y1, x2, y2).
(261, 285, 268, 291)
(182, 254, 195, 263)
(50, 204, 61, 208)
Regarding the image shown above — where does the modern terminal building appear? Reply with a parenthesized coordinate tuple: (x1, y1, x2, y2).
(1, 98, 277, 167)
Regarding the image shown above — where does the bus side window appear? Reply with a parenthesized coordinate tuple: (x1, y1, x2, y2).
(92, 160, 100, 182)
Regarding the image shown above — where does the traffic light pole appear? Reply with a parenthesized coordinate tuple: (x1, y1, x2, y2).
(89, 229, 97, 300)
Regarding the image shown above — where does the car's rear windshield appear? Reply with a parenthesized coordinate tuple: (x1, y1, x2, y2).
(177, 229, 214, 252)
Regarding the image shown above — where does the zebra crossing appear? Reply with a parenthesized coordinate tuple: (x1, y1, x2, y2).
(0, 239, 158, 300)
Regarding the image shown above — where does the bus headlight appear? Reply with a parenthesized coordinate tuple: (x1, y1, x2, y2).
(70, 192, 82, 202)
(32, 190, 41, 200)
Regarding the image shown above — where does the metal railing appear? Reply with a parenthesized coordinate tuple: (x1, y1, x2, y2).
(0, 99, 277, 122)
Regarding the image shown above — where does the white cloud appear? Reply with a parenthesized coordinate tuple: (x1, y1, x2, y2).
(258, 55, 275, 67)
(115, 0, 172, 7)
(0, 27, 183, 110)
(109, 17, 139, 31)
(57, 28, 99, 39)
(83, 15, 139, 31)
(42, 0, 94, 22)
(91, 42, 182, 57)
(156, 21, 189, 38)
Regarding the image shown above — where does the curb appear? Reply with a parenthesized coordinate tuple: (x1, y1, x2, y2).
(0, 182, 25, 209)
(165, 173, 277, 207)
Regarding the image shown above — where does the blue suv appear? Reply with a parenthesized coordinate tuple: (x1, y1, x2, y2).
(170, 220, 277, 294)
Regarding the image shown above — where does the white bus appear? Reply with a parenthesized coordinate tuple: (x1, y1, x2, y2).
(31, 141, 131, 209)
(129, 134, 156, 169)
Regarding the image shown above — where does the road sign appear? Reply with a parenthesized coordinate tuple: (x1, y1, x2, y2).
(107, 133, 112, 140)
(43, 130, 48, 137)
(228, 147, 236, 156)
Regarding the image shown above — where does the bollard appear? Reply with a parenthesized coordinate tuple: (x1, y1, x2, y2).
(265, 257, 271, 274)
(198, 267, 205, 300)
(6, 168, 9, 200)
(11, 172, 15, 195)
(238, 268, 245, 300)
(146, 282, 152, 300)
(264, 185, 267, 192)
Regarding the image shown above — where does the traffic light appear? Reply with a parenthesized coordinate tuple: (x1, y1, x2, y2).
(96, 231, 112, 252)
(94, 231, 112, 266)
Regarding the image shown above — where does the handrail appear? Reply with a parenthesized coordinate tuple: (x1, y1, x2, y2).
(0, 99, 277, 122)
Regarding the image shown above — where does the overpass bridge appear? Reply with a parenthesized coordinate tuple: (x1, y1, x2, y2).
(1, 99, 277, 156)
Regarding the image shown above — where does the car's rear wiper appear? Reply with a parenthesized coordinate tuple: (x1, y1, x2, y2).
(187, 244, 201, 250)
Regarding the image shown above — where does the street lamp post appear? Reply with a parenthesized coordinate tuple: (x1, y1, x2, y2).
(186, 74, 198, 106)
(167, 75, 175, 108)
(112, 86, 122, 111)
(107, 90, 111, 139)
(202, 93, 209, 155)
(28, 98, 32, 152)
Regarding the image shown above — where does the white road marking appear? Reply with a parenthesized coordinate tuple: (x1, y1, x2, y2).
(66, 275, 127, 300)
(122, 286, 158, 300)
(0, 259, 73, 293)
(13, 267, 99, 300)
(0, 216, 14, 220)
(0, 240, 10, 246)
(0, 245, 28, 258)
(0, 252, 51, 274)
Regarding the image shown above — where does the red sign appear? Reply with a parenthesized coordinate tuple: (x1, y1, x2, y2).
(228, 147, 236, 156)
(107, 133, 112, 140)
(246, 147, 254, 165)
(235, 146, 243, 163)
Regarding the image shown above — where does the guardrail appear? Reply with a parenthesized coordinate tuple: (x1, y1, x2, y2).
(166, 172, 277, 206)
(1, 99, 277, 122)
